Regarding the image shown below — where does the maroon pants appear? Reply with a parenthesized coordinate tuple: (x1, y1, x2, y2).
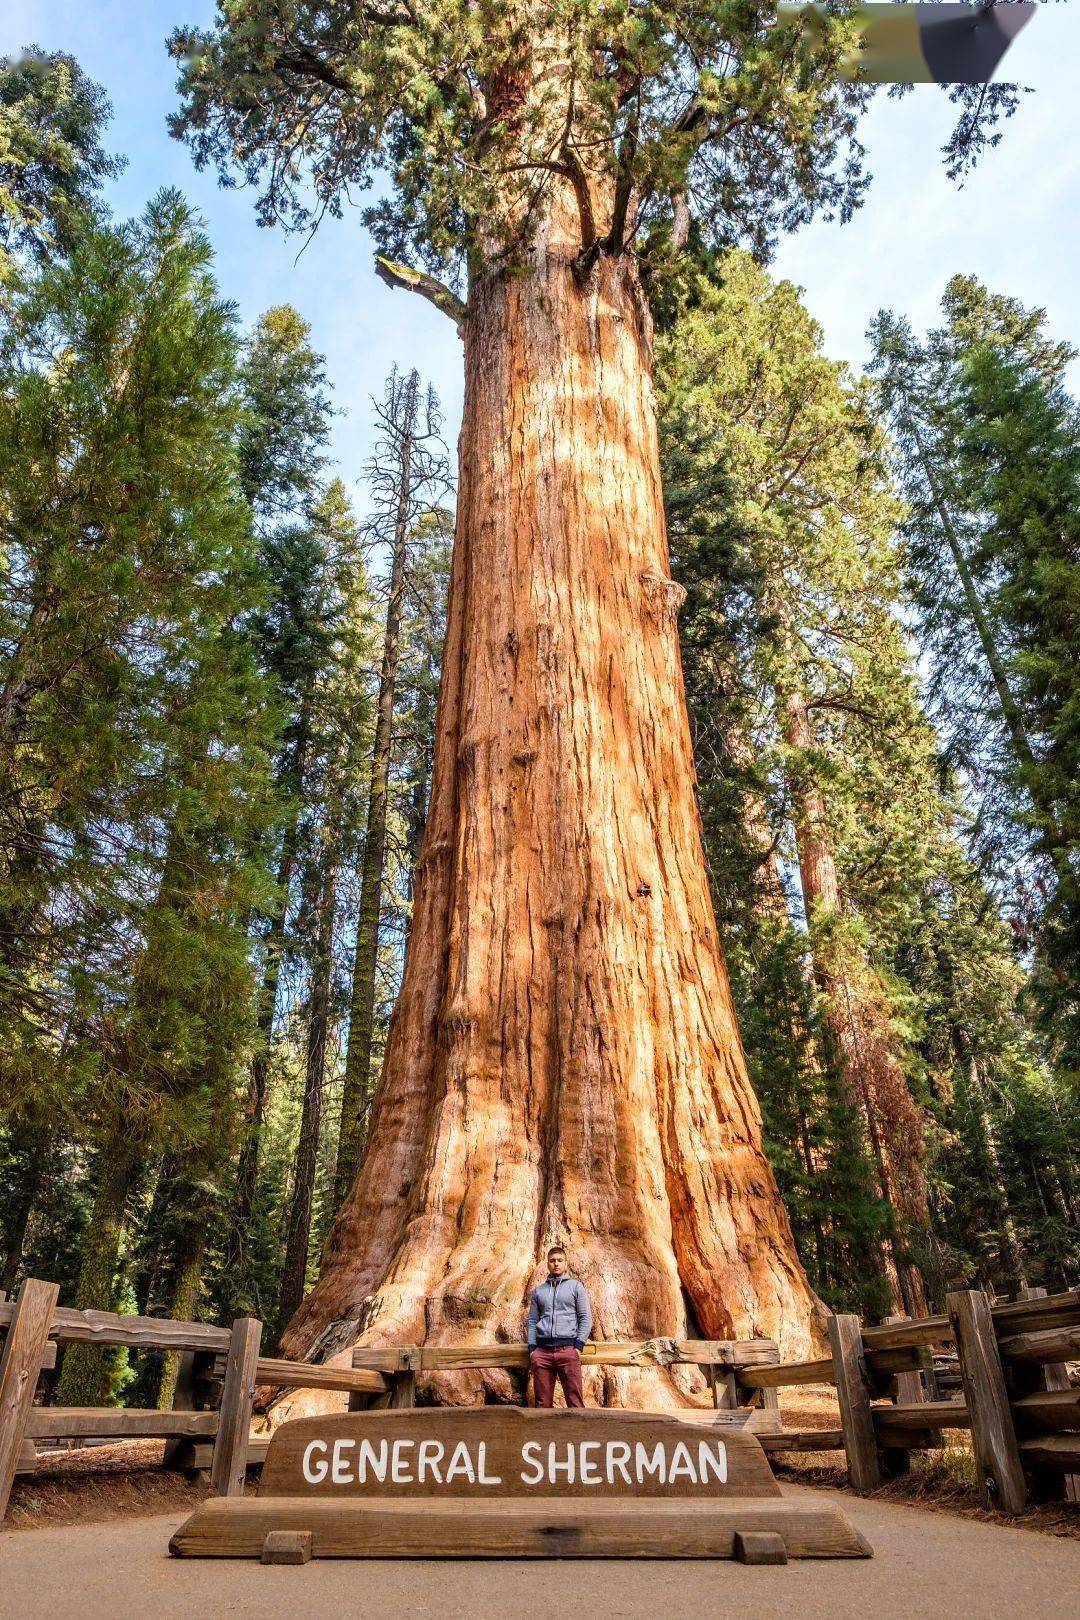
(531, 1345, 584, 1408)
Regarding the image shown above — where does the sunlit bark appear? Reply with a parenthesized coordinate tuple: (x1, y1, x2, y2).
(277, 188, 819, 1409)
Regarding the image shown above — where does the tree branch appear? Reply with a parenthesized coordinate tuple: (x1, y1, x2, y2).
(272, 47, 352, 91)
(670, 187, 692, 253)
(374, 258, 468, 334)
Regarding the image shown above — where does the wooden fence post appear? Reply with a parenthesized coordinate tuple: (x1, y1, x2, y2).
(947, 1289, 1027, 1515)
(0, 1278, 59, 1523)
(877, 1314, 925, 1477)
(709, 1364, 738, 1410)
(1010, 1285, 1079, 1503)
(388, 1347, 419, 1408)
(210, 1316, 262, 1498)
(828, 1313, 881, 1493)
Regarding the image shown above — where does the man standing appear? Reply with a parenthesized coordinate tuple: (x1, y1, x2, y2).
(526, 1245, 593, 1408)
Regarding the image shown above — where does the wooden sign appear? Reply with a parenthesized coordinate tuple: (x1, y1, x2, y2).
(170, 1408, 870, 1561)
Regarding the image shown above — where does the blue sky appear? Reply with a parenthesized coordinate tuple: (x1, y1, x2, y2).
(7, 3, 1079, 503)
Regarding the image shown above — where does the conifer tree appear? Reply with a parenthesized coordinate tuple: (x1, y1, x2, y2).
(0, 190, 276, 1401)
(657, 252, 930, 1311)
(0, 47, 120, 271)
(276, 481, 375, 1328)
(225, 308, 335, 1295)
(333, 369, 451, 1206)
(171, 0, 1022, 1376)
(870, 285, 1080, 1081)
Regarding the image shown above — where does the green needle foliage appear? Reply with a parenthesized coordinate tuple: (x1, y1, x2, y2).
(658, 250, 1078, 1307)
(0, 188, 282, 1400)
(870, 282, 1080, 1096)
(168, 1, 1017, 286)
(0, 46, 121, 272)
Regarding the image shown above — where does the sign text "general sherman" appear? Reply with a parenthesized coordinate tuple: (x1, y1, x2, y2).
(301, 1436, 729, 1489)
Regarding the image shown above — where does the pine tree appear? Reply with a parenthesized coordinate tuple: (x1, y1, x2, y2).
(333, 369, 451, 1206)
(224, 307, 335, 1302)
(869, 284, 1080, 1085)
(0, 47, 120, 271)
(275, 481, 375, 1329)
(0, 191, 277, 1401)
(656, 251, 932, 1312)
(956, 344, 1080, 1067)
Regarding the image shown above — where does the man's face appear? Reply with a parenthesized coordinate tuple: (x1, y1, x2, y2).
(548, 1250, 568, 1276)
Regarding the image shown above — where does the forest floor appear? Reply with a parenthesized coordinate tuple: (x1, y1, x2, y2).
(5, 1386, 1078, 1544)
(4, 1482, 1080, 1620)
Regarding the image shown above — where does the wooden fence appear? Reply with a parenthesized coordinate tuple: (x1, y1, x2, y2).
(2, 1277, 1078, 1526)
(345, 1286, 1080, 1514)
(0, 1280, 389, 1524)
(725, 1285, 1079, 1513)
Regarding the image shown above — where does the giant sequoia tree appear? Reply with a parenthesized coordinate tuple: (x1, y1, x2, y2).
(170, 2, 1017, 1395)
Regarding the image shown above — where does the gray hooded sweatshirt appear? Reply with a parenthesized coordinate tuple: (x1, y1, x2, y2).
(527, 1274, 593, 1351)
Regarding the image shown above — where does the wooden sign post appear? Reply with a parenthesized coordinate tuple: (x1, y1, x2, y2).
(170, 1408, 870, 1561)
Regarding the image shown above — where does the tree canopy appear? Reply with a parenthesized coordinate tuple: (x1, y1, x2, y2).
(0, 47, 121, 269)
(169, 1, 1018, 293)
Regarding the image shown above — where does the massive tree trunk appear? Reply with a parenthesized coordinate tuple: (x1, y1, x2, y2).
(280, 202, 818, 1409)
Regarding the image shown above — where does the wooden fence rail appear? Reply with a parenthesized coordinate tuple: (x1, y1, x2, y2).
(0, 1286, 394, 1527)
(2, 1278, 1077, 1526)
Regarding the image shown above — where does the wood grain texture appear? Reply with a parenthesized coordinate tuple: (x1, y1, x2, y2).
(1010, 1390, 1080, 1432)
(349, 1339, 778, 1373)
(859, 1316, 951, 1352)
(261, 1529, 313, 1564)
(733, 1529, 787, 1565)
(947, 1289, 1027, 1514)
(211, 1317, 262, 1498)
(1019, 1436, 1080, 1471)
(0, 1277, 59, 1522)
(0, 1333, 57, 1371)
(259, 1408, 780, 1500)
(987, 1290, 1080, 1337)
(871, 1401, 970, 1432)
(0, 1298, 231, 1352)
(169, 1494, 873, 1560)
(828, 1314, 881, 1494)
(758, 1429, 844, 1453)
(737, 1358, 833, 1389)
(998, 1326, 1080, 1366)
(1009, 1286, 1079, 1504)
(855, 1290, 1080, 1354)
(257, 1358, 387, 1395)
(166, 1437, 269, 1472)
(26, 1408, 218, 1439)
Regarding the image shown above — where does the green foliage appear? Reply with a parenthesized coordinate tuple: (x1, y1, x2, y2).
(658, 249, 1077, 1309)
(956, 345, 1080, 1066)
(238, 304, 332, 521)
(0, 47, 121, 271)
(0, 190, 267, 1115)
(168, 2, 1016, 285)
(0, 190, 279, 1383)
(870, 281, 1080, 1101)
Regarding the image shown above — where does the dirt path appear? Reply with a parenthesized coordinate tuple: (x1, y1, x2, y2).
(3, 1483, 1078, 1620)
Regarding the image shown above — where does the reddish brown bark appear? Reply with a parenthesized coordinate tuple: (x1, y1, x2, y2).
(278, 196, 818, 1410)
